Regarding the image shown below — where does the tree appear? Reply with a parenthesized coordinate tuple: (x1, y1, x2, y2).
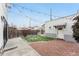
(72, 15, 79, 42)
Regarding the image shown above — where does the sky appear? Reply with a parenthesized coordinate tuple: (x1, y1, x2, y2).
(7, 3, 79, 28)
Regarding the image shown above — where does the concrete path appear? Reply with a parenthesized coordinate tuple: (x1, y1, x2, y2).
(2, 37, 40, 56)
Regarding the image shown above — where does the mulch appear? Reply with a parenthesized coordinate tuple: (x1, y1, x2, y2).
(30, 40, 79, 56)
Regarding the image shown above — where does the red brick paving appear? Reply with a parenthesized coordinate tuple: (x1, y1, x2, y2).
(30, 40, 79, 56)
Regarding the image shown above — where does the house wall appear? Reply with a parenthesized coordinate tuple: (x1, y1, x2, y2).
(0, 3, 7, 49)
(44, 13, 79, 42)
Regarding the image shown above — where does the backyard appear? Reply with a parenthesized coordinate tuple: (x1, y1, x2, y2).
(24, 35, 79, 56)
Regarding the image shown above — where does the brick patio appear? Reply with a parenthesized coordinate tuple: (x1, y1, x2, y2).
(30, 40, 79, 56)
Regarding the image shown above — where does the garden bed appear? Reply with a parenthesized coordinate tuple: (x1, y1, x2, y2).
(24, 35, 55, 42)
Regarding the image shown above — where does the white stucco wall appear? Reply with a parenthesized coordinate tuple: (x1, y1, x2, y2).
(45, 17, 68, 34)
(44, 12, 79, 42)
(0, 3, 7, 49)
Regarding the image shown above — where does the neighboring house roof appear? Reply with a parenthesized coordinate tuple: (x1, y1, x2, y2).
(44, 12, 79, 25)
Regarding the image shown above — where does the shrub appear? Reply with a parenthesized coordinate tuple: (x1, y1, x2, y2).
(25, 35, 54, 42)
(72, 15, 79, 42)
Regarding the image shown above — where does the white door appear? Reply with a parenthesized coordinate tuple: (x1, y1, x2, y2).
(57, 30, 64, 39)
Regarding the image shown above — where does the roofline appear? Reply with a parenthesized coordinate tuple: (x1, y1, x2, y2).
(52, 13, 76, 20)
(44, 12, 78, 25)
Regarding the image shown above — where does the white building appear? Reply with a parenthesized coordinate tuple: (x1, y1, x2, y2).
(0, 3, 8, 50)
(44, 12, 79, 42)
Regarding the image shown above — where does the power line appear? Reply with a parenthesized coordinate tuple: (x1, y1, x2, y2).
(12, 4, 39, 21)
(8, 4, 60, 19)
(12, 4, 41, 27)
(7, 4, 60, 26)
(12, 4, 60, 18)
(14, 4, 50, 16)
